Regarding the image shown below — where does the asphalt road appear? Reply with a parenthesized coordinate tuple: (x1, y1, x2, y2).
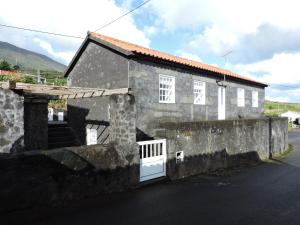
(5, 131, 300, 225)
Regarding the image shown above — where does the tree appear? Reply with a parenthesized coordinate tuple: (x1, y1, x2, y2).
(0, 60, 12, 71)
(12, 65, 20, 71)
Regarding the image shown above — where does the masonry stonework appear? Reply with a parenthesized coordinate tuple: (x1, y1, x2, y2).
(0, 89, 24, 153)
(156, 117, 289, 179)
(67, 41, 266, 143)
(0, 142, 139, 213)
(67, 41, 129, 144)
(128, 59, 265, 140)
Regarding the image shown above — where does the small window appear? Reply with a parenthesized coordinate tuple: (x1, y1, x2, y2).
(86, 128, 97, 145)
(194, 81, 206, 105)
(252, 91, 258, 107)
(237, 88, 245, 107)
(159, 75, 175, 103)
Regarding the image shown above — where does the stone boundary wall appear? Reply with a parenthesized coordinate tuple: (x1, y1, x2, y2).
(156, 117, 288, 179)
(270, 117, 289, 157)
(0, 89, 24, 153)
(0, 143, 139, 213)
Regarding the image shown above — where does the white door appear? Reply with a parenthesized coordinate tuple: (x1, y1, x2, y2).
(138, 139, 166, 182)
(218, 87, 226, 120)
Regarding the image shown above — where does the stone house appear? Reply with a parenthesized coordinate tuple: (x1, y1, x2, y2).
(65, 32, 267, 144)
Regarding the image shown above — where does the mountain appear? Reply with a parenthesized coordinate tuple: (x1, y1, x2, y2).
(0, 41, 67, 72)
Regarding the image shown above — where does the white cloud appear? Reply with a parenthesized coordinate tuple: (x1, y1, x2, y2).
(179, 52, 202, 62)
(187, 25, 238, 56)
(150, 0, 300, 32)
(0, 0, 150, 64)
(231, 52, 300, 85)
(265, 86, 300, 103)
(149, 0, 300, 63)
(33, 38, 74, 63)
(146, 0, 300, 102)
(143, 26, 157, 37)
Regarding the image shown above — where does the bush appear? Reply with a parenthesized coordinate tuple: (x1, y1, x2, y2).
(0, 60, 12, 71)
(20, 76, 37, 84)
(53, 78, 67, 86)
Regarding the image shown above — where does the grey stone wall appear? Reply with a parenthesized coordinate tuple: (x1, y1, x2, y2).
(67, 41, 129, 145)
(66, 42, 266, 144)
(0, 143, 139, 213)
(129, 59, 265, 140)
(270, 117, 289, 157)
(109, 94, 136, 145)
(0, 89, 24, 153)
(156, 117, 288, 179)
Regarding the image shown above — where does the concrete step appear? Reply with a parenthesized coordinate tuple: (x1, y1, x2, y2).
(48, 135, 74, 143)
(48, 141, 78, 149)
(48, 128, 73, 137)
(48, 123, 78, 149)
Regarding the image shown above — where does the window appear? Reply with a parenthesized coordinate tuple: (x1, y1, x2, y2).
(86, 128, 97, 145)
(252, 91, 258, 107)
(159, 75, 175, 103)
(237, 88, 245, 107)
(194, 81, 206, 105)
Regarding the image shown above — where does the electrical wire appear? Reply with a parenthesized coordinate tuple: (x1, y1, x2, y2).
(0, 0, 151, 38)
(0, 23, 84, 39)
(94, 0, 151, 32)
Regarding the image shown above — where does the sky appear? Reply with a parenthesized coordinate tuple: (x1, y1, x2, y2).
(0, 0, 300, 102)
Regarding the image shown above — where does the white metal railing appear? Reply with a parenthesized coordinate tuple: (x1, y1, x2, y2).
(137, 139, 166, 159)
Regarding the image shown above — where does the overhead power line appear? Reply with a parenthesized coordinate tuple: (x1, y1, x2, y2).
(94, 0, 151, 32)
(0, 23, 84, 39)
(0, 0, 151, 39)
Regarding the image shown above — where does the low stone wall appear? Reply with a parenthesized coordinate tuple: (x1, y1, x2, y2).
(270, 117, 288, 157)
(0, 89, 24, 153)
(0, 143, 139, 213)
(156, 117, 288, 179)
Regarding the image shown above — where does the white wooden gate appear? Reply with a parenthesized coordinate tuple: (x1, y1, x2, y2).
(138, 139, 167, 182)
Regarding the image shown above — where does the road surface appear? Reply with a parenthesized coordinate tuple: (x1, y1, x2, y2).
(5, 131, 300, 225)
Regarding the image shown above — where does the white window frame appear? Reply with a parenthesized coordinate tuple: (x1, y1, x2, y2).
(159, 75, 175, 103)
(237, 88, 245, 107)
(194, 80, 206, 105)
(252, 91, 258, 108)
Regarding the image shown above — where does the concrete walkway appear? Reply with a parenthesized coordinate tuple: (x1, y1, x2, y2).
(5, 131, 300, 225)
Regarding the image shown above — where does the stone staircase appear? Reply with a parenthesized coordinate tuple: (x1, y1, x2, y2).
(48, 123, 79, 149)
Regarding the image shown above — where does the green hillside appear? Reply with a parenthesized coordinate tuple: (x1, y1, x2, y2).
(0, 41, 67, 72)
(264, 100, 300, 116)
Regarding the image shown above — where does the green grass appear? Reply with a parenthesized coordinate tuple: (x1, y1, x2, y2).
(264, 100, 300, 117)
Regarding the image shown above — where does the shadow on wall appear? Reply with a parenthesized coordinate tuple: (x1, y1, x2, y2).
(86, 120, 110, 144)
(136, 128, 154, 142)
(0, 145, 139, 213)
(10, 136, 24, 153)
(167, 149, 262, 180)
(67, 105, 110, 145)
(68, 104, 154, 144)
